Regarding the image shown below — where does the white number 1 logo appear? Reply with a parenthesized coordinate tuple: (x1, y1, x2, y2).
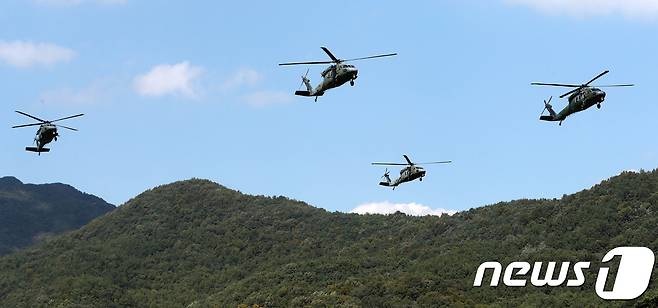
(596, 247, 655, 300)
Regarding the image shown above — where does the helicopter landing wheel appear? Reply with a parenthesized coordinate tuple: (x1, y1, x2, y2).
(597, 104, 601, 109)
(350, 80, 355, 86)
(420, 177, 423, 182)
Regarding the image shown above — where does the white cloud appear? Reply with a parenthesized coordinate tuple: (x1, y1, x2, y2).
(40, 81, 112, 105)
(242, 90, 293, 107)
(0, 41, 74, 68)
(351, 201, 457, 217)
(506, 0, 658, 19)
(222, 68, 263, 90)
(133, 62, 203, 98)
(219, 68, 293, 107)
(34, 0, 127, 6)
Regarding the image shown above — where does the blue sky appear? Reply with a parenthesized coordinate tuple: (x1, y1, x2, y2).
(2, 0, 657, 215)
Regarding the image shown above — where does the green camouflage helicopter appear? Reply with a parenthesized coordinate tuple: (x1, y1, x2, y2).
(279, 47, 397, 102)
(372, 155, 452, 190)
(532, 70, 633, 126)
(12, 111, 83, 155)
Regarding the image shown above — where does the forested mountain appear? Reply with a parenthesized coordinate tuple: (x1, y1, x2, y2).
(1, 171, 658, 307)
(0, 176, 114, 256)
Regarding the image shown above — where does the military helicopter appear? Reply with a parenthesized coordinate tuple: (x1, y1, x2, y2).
(532, 70, 634, 126)
(12, 111, 83, 155)
(279, 47, 397, 102)
(371, 155, 452, 190)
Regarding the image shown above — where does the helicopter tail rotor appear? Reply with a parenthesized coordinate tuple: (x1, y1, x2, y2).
(540, 96, 561, 122)
(541, 96, 552, 115)
(298, 68, 309, 90)
(295, 69, 315, 98)
(540, 96, 558, 120)
(379, 169, 392, 187)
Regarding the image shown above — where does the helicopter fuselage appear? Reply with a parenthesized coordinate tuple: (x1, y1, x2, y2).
(35, 124, 58, 150)
(556, 87, 606, 120)
(315, 63, 358, 93)
(397, 166, 426, 184)
(385, 166, 427, 187)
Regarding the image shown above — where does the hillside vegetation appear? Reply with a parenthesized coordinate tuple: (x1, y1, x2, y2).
(1, 171, 658, 307)
(0, 176, 114, 256)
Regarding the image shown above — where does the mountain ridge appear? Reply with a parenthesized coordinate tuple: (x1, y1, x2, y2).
(0, 176, 115, 256)
(1, 171, 657, 306)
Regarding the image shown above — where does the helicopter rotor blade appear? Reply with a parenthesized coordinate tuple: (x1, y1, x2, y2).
(594, 84, 635, 87)
(51, 113, 84, 123)
(531, 83, 581, 88)
(403, 155, 414, 165)
(15, 111, 47, 123)
(415, 161, 453, 165)
(343, 53, 398, 62)
(372, 163, 409, 166)
(320, 47, 340, 62)
(55, 124, 78, 131)
(11, 123, 43, 129)
(558, 84, 633, 98)
(280, 48, 396, 66)
(584, 70, 609, 86)
(560, 88, 582, 99)
(279, 60, 334, 66)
